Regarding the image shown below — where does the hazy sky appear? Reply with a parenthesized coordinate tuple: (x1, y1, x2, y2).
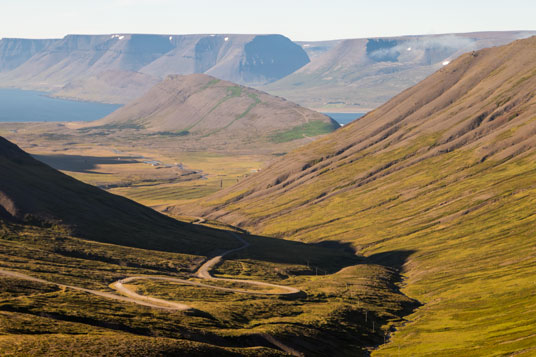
(1, 0, 535, 41)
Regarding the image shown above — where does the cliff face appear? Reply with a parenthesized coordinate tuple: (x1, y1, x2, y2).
(0, 38, 58, 72)
(0, 34, 310, 93)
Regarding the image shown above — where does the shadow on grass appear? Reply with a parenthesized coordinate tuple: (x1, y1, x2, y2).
(32, 154, 142, 174)
(367, 249, 416, 270)
(218, 233, 422, 356)
(227, 232, 361, 275)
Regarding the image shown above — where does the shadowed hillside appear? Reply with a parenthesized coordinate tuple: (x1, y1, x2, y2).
(0, 137, 237, 254)
(185, 36, 536, 355)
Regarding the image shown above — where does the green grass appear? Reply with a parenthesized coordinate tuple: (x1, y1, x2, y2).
(200, 78, 221, 91)
(0, 219, 414, 356)
(202, 92, 262, 138)
(111, 182, 222, 205)
(106, 151, 265, 207)
(270, 120, 339, 143)
(185, 86, 245, 132)
(151, 131, 190, 137)
(227, 86, 243, 97)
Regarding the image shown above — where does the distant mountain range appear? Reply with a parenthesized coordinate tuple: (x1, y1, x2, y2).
(261, 31, 536, 110)
(0, 33, 309, 98)
(2, 32, 534, 109)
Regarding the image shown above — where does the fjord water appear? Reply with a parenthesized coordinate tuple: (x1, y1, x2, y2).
(0, 89, 121, 122)
(323, 112, 365, 125)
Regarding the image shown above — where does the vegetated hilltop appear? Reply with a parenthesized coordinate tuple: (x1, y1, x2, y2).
(84, 73, 339, 145)
(0, 34, 310, 103)
(262, 31, 536, 111)
(0, 136, 236, 254)
(189, 36, 536, 355)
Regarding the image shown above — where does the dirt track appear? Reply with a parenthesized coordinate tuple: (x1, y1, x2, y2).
(0, 232, 300, 310)
(0, 230, 303, 355)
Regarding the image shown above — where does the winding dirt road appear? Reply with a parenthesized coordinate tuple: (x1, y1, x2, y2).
(0, 230, 303, 355)
(0, 268, 187, 310)
(0, 232, 299, 310)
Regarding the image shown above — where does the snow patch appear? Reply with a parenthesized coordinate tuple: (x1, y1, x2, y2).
(210, 34, 215, 37)
(407, 47, 412, 51)
(303, 44, 311, 47)
(169, 36, 173, 41)
(224, 37, 229, 42)
(111, 34, 125, 40)
(442, 60, 450, 66)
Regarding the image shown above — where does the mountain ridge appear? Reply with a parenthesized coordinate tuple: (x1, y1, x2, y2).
(2, 31, 533, 108)
(0, 33, 310, 95)
(262, 30, 536, 110)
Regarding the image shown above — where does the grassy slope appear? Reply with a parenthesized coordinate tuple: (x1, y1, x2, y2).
(106, 151, 265, 208)
(192, 37, 536, 355)
(270, 120, 341, 143)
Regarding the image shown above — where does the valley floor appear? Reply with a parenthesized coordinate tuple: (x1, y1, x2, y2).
(0, 217, 417, 356)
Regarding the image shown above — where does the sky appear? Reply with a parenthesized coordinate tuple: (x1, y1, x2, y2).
(1, 0, 535, 41)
